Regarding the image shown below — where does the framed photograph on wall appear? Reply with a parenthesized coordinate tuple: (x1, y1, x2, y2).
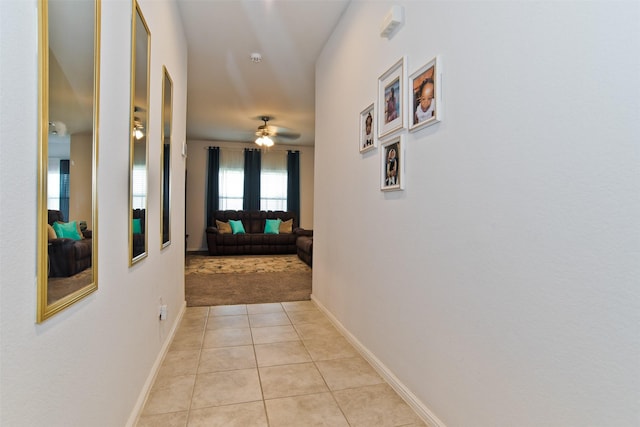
(359, 103, 376, 153)
(380, 135, 404, 191)
(378, 57, 406, 139)
(409, 55, 441, 132)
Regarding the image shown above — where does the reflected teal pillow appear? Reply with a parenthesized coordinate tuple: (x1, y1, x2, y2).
(53, 220, 82, 241)
(132, 218, 142, 234)
(229, 219, 245, 234)
(264, 218, 281, 234)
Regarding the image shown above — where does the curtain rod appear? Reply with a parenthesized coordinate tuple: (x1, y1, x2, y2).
(204, 146, 301, 153)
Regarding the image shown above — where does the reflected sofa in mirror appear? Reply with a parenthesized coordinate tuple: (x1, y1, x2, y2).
(161, 66, 173, 248)
(129, 0, 150, 265)
(37, 0, 100, 322)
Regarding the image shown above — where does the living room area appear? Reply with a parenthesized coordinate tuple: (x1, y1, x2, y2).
(184, 140, 315, 254)
(182, 139, 315, 307)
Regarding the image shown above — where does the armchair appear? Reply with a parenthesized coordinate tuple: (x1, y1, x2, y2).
(47, 210, 92, 277)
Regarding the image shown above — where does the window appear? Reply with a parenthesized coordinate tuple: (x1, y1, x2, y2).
(219, 149, 244, 210)
(131, 165, 147, 209)
(260, 150, 287, 211)
(47, 158, 61, 210)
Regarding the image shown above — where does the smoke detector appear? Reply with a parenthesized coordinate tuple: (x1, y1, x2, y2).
(250, 52, 262, 63)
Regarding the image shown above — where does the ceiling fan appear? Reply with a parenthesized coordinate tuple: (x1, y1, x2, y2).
(254, 116, 300, 147)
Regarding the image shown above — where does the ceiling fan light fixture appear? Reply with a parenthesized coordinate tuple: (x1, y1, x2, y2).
(132, 118, 145, 140)
(49, 120, 67, 136)
(250, 52, 262, 63)
(255, 135, 273, 147)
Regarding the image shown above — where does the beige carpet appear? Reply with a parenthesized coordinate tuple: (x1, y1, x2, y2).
(48, 268, 93, 305)
(185, 254, 312, 307)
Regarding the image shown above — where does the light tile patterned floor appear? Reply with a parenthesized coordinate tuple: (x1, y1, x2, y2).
(136, 301, 426, 427)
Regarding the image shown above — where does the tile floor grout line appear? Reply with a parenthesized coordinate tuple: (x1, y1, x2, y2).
(250, 305, 271, 427)
(298, 307, 354, 427)
(183, 307, 209, 425)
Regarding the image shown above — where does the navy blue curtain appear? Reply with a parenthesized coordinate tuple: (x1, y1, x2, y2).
(59, 159, 70, 221)
(206, 147, 220, 226)
(162, 143, 171, 241)
(287, 150, 300, 220)
(243, 149, 261, 210)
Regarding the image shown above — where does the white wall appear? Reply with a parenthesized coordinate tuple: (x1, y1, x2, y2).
(185, 139, 314, 251)
(314, 2, 640, 426)
(70, 132, 93, 228)
(0, 0, 188, 425)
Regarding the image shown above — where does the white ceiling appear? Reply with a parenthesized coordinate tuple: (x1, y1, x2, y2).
(176, 0, 350, 146)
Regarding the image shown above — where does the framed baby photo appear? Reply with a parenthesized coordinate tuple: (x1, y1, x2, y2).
(378, 56, 406, 139)
(409, 55, 441, 132)
(359, 103, 376, 153)
(380, 135, 405, 192)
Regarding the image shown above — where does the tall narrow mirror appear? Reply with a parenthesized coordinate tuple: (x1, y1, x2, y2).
(129, 1, 150, 265)
(37, 0, 100, 322)
(161, 67, 173, 248)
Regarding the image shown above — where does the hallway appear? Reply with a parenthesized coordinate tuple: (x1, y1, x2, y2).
(137, 301, 425, 426)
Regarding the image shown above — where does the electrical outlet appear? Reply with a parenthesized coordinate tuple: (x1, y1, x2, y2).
(159, 305, 168, 320)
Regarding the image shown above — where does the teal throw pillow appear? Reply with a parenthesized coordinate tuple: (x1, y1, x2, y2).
(264, 218, 281, 234)
(132, 218, 142, 234)
(229, 219, 246, 234)
(53, 221, 82, 241)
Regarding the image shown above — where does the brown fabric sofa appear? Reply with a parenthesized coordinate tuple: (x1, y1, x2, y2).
(47, 210, 92, 277)
(206, 210, 307, 256)
(296, 234, 313, 267)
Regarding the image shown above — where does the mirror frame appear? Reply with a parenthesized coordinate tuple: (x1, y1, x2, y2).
(37, 0, 101, 322)
(129, 0, 150, 265)
(160, 66, 173, 249)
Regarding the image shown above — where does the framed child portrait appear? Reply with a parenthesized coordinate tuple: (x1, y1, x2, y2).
(359, 103, 376, 153)
(409, 55, 441, 132)
(378, 56, 406, 139)
(380, 135, 404, 191)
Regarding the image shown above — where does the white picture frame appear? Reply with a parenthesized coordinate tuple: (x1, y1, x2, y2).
(359, 103, 376, 153)
(380, 134, 405, 191)
(409, 55, 442, 132)
(378, 56, 406, 139)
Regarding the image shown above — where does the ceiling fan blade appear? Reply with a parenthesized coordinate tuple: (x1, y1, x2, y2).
(274, 130, 301, 140)
(252, 116, 300, 141)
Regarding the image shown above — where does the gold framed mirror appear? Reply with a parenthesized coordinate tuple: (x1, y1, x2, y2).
(129, 0, 150, 265)
(161, 66, 173, 249)
(37, 0, 100, 323)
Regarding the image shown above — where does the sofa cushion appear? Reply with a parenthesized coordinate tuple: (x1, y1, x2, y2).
(279, 219, 293, 234)
(216, 220, 232, 234)
(76, 221, 85, 239)
(132, 218, 142, 234)
(229, 219, 246, 234)
(47, 224, 57, 241)
(264, 219, 281, 234)
(133, 209, 146, 234)
(53, 221, 82, 241)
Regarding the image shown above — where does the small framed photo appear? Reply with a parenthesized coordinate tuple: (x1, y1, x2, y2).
(380, 135, 404, 191)
(409, 55, 441, 132)
(359, 103, 376, 153)
(378, 57, 406, 139)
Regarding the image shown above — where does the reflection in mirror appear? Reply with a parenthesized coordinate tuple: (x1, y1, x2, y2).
(129, 1, 150, 265)
(161, 67, 173, 248)
(37, 0, 100, 322)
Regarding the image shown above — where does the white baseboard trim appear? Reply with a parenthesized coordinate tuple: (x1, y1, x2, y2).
(125, 300, 187, 427)
(311, 295, 446, 427)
